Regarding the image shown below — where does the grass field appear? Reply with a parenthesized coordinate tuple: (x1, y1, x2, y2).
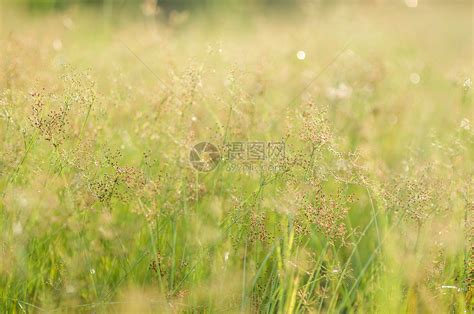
(0, 1, 473, 312)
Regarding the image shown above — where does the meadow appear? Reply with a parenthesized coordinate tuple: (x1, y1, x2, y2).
(0, 1, 473, 313)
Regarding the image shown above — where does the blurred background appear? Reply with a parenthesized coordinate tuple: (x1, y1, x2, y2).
(2, 0, 446, 16)
(0, 0, 472, 312)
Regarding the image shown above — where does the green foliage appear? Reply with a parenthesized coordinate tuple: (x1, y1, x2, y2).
(0, 2, 472, 313)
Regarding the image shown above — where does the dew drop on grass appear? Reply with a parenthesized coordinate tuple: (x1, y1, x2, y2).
(296, 50, 306, 60)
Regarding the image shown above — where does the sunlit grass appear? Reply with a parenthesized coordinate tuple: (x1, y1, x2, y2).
(0, 2, 472, 313)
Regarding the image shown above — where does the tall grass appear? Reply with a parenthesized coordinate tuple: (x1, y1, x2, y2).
(0, 2, 472, 313)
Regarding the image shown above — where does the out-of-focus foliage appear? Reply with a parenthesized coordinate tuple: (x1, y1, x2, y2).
(0, 0, 472, 312)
